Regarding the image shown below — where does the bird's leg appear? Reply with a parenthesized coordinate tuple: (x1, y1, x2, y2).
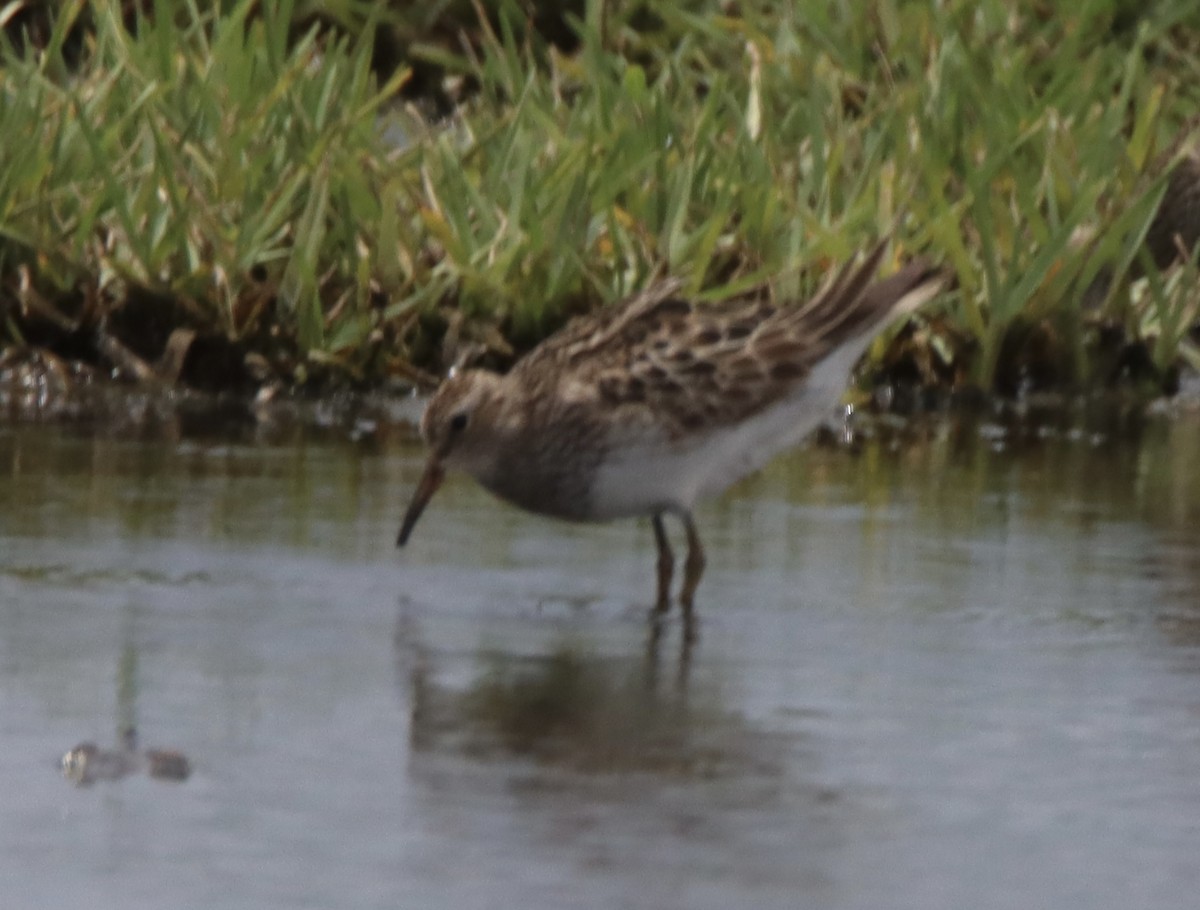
(652, 513, 674, 615)
(679, 512, 706, 631)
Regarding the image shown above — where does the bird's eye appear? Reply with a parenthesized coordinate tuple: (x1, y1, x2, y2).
(449, 412, 469, 432)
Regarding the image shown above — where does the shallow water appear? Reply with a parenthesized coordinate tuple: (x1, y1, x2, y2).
(2, 399, 1200, 909)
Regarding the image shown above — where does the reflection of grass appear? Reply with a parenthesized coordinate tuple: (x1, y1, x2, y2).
(2, 2, 1199, 394)
(800, 403, 1200, 536)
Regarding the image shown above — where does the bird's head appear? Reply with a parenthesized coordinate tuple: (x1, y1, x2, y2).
(396, 369, 507, 546)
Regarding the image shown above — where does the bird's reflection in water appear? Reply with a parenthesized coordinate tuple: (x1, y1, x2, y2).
(647, 612, 695, 690)
(392, 600, 842, 901)
(393, 603, 783, 780)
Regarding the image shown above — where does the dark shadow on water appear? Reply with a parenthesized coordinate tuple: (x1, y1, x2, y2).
(393, 603, 783, 781)
(389, 598, 848, 904)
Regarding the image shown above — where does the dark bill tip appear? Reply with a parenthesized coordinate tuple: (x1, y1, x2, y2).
(396, 460, 445, 547)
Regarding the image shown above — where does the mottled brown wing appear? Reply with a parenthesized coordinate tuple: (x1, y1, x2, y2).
(589, 290, 807, 436)
(639, 246, 943, 436)
(512, 246, 939, 438)
(509, 277, 689, 380)
(506, 276, 788, 434)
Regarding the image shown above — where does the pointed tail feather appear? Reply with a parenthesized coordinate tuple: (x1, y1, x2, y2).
(794, 240, 890, 328)
(860, 257, 947, 324)
(783, 249, 946, 394)
(796, 248, 945, 351)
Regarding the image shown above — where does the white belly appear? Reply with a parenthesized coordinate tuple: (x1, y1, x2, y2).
(587, 333, 873, 519)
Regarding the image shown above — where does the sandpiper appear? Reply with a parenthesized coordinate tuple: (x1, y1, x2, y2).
(398, 242, 944, 622)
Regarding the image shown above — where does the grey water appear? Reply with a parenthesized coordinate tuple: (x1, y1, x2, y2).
(2, 398, 1200, 909)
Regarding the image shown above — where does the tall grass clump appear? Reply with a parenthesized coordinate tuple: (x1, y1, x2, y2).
(393, 0, 948, 369)
(894, 0, 1200, 394)
(403, 0, 1200, 394)
(1, 0, 406, 385)
(2, 0, 1200, 395)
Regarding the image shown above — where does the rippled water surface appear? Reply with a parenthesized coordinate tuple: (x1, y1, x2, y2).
(2, 400, 1200, 909)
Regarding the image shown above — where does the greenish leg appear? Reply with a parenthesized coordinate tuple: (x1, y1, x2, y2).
(679, 512, 706, 630)
(652, 513, 674, 614)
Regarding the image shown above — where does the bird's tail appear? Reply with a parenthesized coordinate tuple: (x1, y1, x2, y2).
(786, 243, 946, 393)
(792, 240, 946, 351)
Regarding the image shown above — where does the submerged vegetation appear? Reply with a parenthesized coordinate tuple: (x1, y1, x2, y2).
(1, 0, 1200, 401)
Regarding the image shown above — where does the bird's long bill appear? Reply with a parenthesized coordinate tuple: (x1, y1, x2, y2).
(396, 459, 445, 547)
